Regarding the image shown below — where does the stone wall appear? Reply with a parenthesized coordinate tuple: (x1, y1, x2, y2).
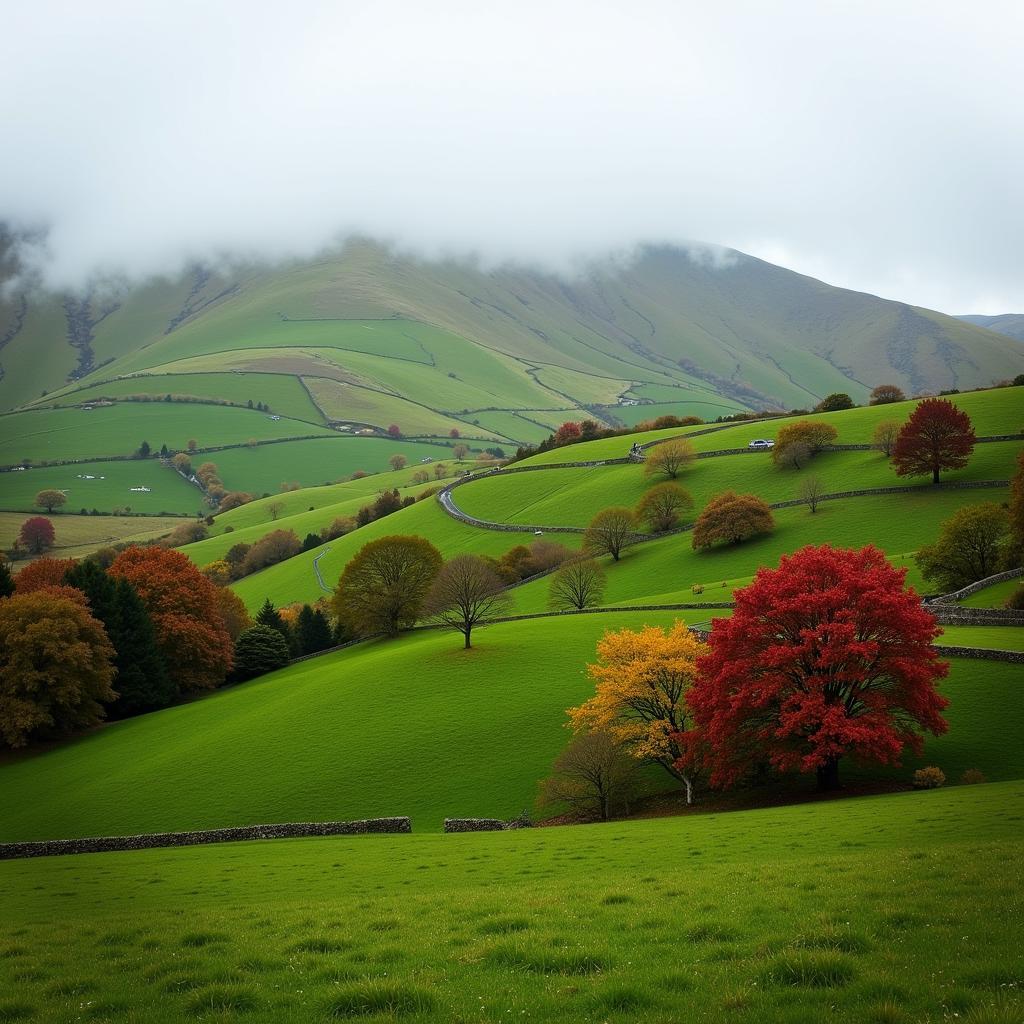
(931, 606, 1024, 626)
(931, 566, 1024, 604)
(0, 817, 412, 861)
(933, 645, 1024, 663)
(443, 818, 510, 833)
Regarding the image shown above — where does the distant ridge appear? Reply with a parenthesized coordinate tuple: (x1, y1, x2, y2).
(2, 239, 1023, 414)
(957, 313, 1024, 343)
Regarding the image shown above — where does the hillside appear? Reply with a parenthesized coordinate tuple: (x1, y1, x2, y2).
(958, 312, 1024, 343)
(3, 240, 1023, 432)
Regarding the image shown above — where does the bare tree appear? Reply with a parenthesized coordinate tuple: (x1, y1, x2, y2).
(538, 730, 639, 822)
(266, 500, 285, 521)
(872, 420, 901, 457)
(643, 438, 696, 480)
(584, 507, 640, 561)
(422, 554, 511, 648)
(549, 558, 607, 610)
(798, 474, 825, 513)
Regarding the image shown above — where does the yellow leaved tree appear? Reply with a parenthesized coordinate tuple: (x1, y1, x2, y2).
(567, 621, 707, 804)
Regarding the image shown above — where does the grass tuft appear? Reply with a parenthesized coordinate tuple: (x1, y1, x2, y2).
(185, 985, 260, 1015)
(325, 981, 437, 1018)
(763, 950, 855, 988)
(485, 942, 611, 975)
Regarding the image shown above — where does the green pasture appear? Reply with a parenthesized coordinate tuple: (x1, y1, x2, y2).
(208, 461, 470, 535)
(301, 377, 500, 439)
(0, 597, 1013, 842)
(959, 576, 1023, 608)
(38, 372, 326, 424)
(519, 386, 1024, 466)
(507, 488, 1009, 613)
(0, 512, 183, 562)
(0, 785, 1021, 1023)
(457, 442, 1019, 529)
(461, 410, 556, 445)
(211, 437, 456, 497)
(937, 624, 1024, 650)
(601, 397, 749, 426)
(531, 363, 629, 405)
(0, 460, 203, 515)
(231, 499, 572, 611)
(0, 404, 335, 466)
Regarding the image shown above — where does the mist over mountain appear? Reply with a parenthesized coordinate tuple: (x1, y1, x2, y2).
(958, 314, 1024, 344)
(2, 240, 1021, 417)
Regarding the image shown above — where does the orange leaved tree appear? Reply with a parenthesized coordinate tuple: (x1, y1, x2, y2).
(0, 589, 115, 747)
(109, 547, 234, 691)
(691, 492, 774, 549)
(568, 621, 707, 804)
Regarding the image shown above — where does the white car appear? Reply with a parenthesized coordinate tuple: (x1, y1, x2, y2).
(747, 439, 775, 450)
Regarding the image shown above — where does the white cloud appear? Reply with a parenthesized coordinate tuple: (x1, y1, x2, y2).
(2, 0, 1022, 312)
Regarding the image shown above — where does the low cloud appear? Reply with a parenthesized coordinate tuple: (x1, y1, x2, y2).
(2, 0, 1022, 312)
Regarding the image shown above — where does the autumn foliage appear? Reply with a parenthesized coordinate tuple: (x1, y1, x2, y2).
(18, 517, 56, 555)
(691, 492, 774, 549)
(680, 545, 949, 790)
(569, 622, 707, 803)
(109, 546, 234, 691)
(0, 590, 115, 747)
(892, 398, 976, 484)
(13, 557, 77, 594)
(643, 438, 696, 480)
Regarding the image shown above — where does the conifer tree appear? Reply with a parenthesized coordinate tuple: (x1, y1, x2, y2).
(64, 561, 176, 716)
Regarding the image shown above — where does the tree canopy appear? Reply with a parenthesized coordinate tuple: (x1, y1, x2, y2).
(35, 489, 67, 513)
(916, 503, 1010, 593)
(18, 517, 55, 555)
(233, 625, 291, 680)
(549, 557, 607, 610)
(0, 589, 115, 747)
(635, 482, 692, 533)
(691, 492, 774, 549)
(568, 622, 706, 804)
(643, 438, 696, 480)
(109, 546, 234, 691)
(892, 398, 976, 484)
(332, 535, 442, 638)
(681, 544, 948, 791)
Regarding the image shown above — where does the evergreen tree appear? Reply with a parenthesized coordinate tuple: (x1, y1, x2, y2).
(296, 604, 334, 655)
(138, 440, 151, 458)
(64, 561, 176, 716)
(233, 625, 291, 680)
(0, 559, 14, 598)
(302, 532, 322, 552)
(256, 597, 292, 647)
(159, 443, 169, 458)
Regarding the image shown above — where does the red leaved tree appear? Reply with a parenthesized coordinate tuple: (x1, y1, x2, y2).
(678, 544, 948, 791)
(109, 547, 234, 691)
(892, 398, 976, 484)
(18, 517, 56, 555)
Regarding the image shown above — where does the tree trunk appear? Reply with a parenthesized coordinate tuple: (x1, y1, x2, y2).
(463, 627, 472, 649)
(683, 775, 694, 806)
(933, 465, 940, 485)
(816, 756, 841, 791)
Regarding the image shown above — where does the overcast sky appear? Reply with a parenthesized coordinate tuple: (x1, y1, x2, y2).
(2, 0, 1022, 313)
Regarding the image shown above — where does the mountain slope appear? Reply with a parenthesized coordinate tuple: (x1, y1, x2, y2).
(2, 241, 1023, 420)
(958, 312, 1024, 343)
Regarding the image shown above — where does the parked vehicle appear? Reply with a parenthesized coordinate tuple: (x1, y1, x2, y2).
(747, 439, 775, 449)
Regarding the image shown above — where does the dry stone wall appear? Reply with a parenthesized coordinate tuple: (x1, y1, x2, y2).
(0, 817, 412, 861)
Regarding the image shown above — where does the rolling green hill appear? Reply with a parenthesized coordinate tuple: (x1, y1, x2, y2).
(3, 241, 1023, 436)
(2, 611, 1019, 843)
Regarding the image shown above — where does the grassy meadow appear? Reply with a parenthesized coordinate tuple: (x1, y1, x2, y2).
(0, 784, 1021, 1023)
(0, 460, 203, 515)
(0, 404, 335, 466)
